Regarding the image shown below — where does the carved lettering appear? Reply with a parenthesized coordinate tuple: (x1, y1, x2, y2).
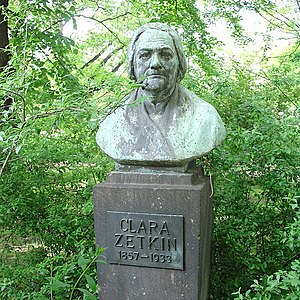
(149, 220, 158, 234)
(161, 237, 165, 251)
(120, 219, 128, 232)
(129, 219, 136, 233)
(159, 221, 170, 235)
(136, 235, 145, 249)
(148, 236, 159, 250)
(114, 233, 123, 247)
(167, 237, 177, 251)
(137, 220, 147, 234)
(126, 234, 135, 248)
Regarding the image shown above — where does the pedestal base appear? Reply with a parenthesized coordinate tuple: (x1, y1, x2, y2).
(93, 169, 213, 300)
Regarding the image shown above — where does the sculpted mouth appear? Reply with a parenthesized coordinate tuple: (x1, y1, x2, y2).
(147, 74, 166, 78)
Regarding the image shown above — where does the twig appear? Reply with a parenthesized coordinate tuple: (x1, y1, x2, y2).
(41, 18, 64, 34)
(256, 10, 295, 34)
(283, 251, 300, 267)
(273, 8, 300, 29)
(112, 60, 124, 73)
(76, 14, 127, 45)
(260, 69, 299, 108)
(264, 8, 299, 30)
(0, 87, 25, 101)
(90, 45, 124, 70)
(76, 12, 130, 25)
(100, 12, 131, 22)
(221, 171, 234, 183)
(28, 107, 85, 121)
(0, 144, 15, 177)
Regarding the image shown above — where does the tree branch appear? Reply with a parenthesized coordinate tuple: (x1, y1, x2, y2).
(112, 61, 124, 73)
(259, 69, 299, 109)
(101, 23, 124, 45)
(255, 9, 297, 35)
(268, 42, 300, 59)
(264, 8, 299, 31)
(0, 120, 26, 178)
(273, 8, 299, 28)
(99, 46, 124, 65)
(0, 143, 15, 177)
(0, 87, 25, 102)
(76, 13, 129, 45)
(23, 107, 84, 122)
(80, 42, 112, 69)
(81, 45, 124, 69)
(80, 51, 103, 70)
(76, 12, 130, 25)
(41, 18, 64, 34)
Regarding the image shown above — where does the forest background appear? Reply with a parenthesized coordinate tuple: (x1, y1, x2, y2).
(0, 0, 299, 299)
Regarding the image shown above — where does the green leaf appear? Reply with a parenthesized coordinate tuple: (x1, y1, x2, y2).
(78, 256, 91, 270)
(50, 280, 70, 291)
(77, 288, 97, 300)
(85, 274, 97, 293)
(0, 131, 4, 141)
(72, 17, 77, 30)
(39, 268, 49, 275)
(15, 144, 22, 154)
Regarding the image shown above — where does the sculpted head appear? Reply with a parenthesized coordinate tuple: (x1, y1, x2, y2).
(127, 23, 187, 94)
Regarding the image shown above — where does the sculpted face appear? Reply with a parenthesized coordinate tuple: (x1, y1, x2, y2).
(133, 29, 179, 95)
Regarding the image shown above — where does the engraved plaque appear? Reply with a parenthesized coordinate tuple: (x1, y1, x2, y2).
(107, 211, 184, 270)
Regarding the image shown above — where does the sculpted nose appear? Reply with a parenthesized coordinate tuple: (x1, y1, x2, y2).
(150, 53, 162, 69)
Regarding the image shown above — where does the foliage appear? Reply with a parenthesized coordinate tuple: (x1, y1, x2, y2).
(203, 50, 299, 298)
(1, 246, 106, 299)
(232, 198, 300, 299)
(233, 260, 300, 300)
(0, 0, 299, 299)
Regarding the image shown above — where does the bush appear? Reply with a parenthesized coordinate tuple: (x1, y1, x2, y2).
(233, 198, 300, 300)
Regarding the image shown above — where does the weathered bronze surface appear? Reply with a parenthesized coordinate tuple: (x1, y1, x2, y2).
(96, 23, 226, 167)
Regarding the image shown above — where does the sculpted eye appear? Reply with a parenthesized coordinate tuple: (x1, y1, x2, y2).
(160, 51, 173, 60)
(139, 52, 151, 60)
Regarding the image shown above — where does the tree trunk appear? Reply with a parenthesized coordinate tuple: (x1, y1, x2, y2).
(0, 0, 12, 111)
(0, 0, 9, 71)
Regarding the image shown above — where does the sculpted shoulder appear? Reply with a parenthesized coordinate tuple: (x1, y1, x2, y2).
(169, 86, 226, 159)
(96, 94, 131, 158)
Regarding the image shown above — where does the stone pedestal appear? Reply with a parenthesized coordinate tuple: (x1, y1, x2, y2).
(93, 168, 213, 300)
